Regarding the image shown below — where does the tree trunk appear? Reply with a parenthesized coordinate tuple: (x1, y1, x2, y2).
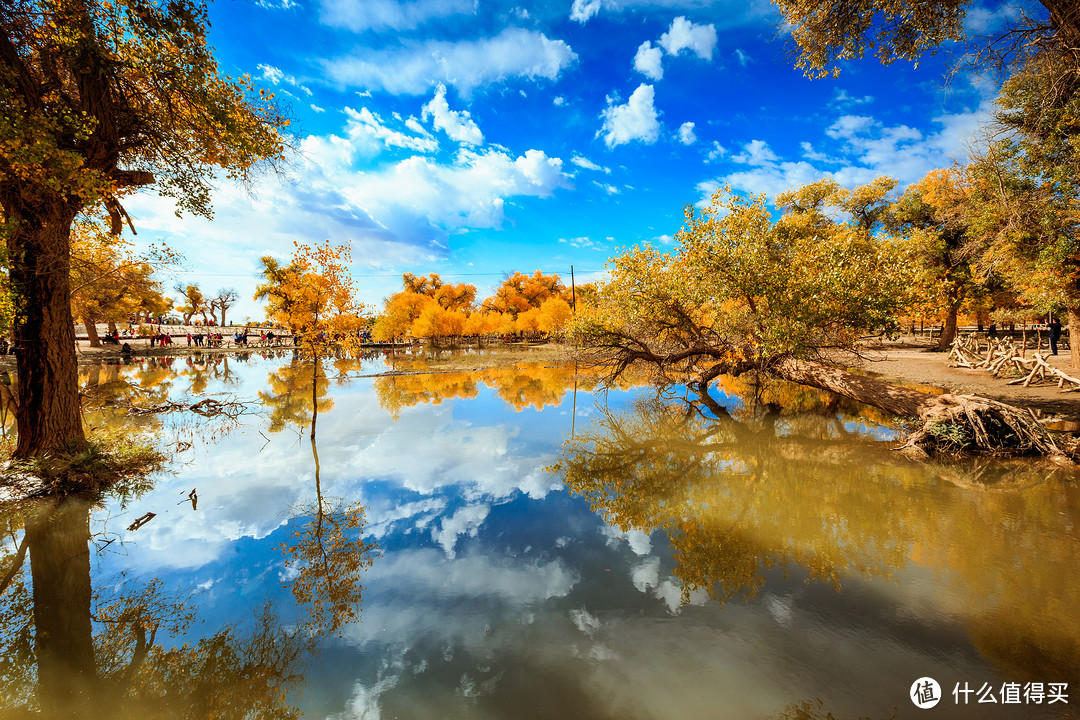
(1068, 305, 1080, 370)
(26, 498, 97, 714)
(83, 317, 100, 348)
(934, 305, 958, 351)
(7, 201, 87, 458)
(310, 355, 319, 440)
(771, 356, 932, 417)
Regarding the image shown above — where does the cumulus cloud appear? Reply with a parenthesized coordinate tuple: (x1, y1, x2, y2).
(599, 84, 661, 148)
(319, 0, 475, 31)
(124, 117, 573, 319)
(633, 40, 664, 80)
(570, 0, 603, 22)
(659, 16, 717, 60)
(731, 138, 779, 165)
(344, 106, 439, 153)
(323, 28, 578, 96)
(677, 121, 696, 145)
(422, 84, 484, 145)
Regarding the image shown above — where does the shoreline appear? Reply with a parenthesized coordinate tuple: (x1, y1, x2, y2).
(8, 332, 1080, 421)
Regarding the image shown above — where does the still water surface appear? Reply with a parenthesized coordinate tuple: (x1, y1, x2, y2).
(2, 349, 1079, 719)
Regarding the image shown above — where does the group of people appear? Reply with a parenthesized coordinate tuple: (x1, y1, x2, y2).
(186, 331, 228, 347)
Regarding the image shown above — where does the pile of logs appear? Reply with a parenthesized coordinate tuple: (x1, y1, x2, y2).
(949, 335, 1080, 392)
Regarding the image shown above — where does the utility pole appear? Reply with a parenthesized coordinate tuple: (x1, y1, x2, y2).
(570, 265, 576, 313)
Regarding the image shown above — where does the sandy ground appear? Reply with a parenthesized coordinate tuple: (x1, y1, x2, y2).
(855, 336, 1080, 422)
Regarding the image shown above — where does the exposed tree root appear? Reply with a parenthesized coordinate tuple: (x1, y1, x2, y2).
(898, 394, 1070, 462)
(769, 357, 1075, 463)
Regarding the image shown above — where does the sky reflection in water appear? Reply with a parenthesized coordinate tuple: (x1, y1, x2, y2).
(4, 349, 1080, 719)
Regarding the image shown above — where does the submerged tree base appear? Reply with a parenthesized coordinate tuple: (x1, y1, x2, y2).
(0, 432, 167, 500)
(899, 394, 1072, 462)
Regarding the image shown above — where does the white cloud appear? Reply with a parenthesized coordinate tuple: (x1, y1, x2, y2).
(310, 104, 326, 113)
(709, 91, 994, 200)
(124, 119, 574, 320)
(705, 140, 727, 162)
(256, 63, 312, 96)
(826, 114, 876, 138)
(734, 48, 750, 67)
(433, 504, 490, 558)
(323, 28, 578, 96)
(572, 0, 774, 26)
(659, 16, 717, 60)
(422, 84, 484, 145)
(677, 121, 696, 145)
(833, 88, 873, 107)
(570, 155, 610, 173)
(731, 138, 778, 165)
(633, 41, 664, 80)
(344, 106, 439, 153)
(570, 0, 603, 22)
(599, 84, 661, 148)
(553, 96, 567, 106)
(257, 63, 285, 85)
(319, 0, 474, 31)
(800, 141, 838, 164)
(964, 3, 1022, 34)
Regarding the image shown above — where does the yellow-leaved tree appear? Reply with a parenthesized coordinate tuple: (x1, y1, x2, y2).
(1, 0, 288, 460)
(260, 241, 366, 438)
(572, 182, 1068, 459)
(70, 218, 174, 346)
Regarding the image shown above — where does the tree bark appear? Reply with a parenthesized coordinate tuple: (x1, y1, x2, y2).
(26, 498, 97, 714)
(771, 356, 933, 417)
(1067, 305, 1080, 370)
(935, 304, 958, 352)
(6, 200, 87, 458)
(83, 317, 100, 348)
(1040, 0, 1080, 59)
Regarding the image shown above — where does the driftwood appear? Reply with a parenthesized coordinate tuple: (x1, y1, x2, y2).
(126, 512, 155, 531)
(123, 396, 251, 418)
(949, 336, 1080, 392)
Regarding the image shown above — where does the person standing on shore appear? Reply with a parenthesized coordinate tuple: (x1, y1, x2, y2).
(1049, 317, 1062, 355)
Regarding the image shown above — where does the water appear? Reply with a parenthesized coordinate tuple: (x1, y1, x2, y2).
(1, 349, 1078, 719)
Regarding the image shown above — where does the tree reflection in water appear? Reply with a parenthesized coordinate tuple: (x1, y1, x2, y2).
(374, 361, 602, 418)
(0, 496, 316, 718)
(0, 352, 378, 717)
(551, 385, 1080, 686)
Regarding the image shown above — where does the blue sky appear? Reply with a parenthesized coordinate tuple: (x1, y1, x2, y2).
(122, 0, 1024, 322)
